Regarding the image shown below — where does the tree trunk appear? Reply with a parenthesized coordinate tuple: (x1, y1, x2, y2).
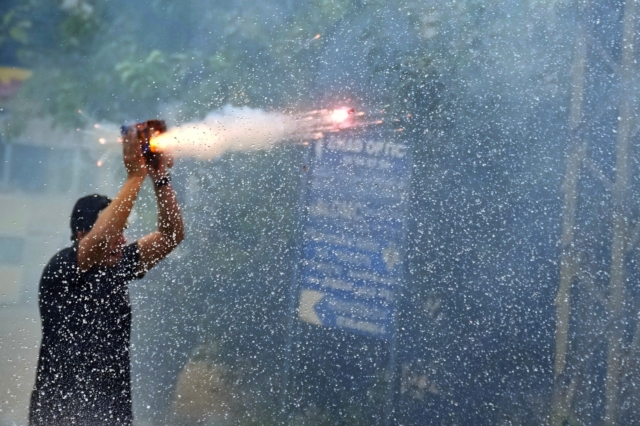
(550, 18, 587, 426)
(604, 0, 637, 424)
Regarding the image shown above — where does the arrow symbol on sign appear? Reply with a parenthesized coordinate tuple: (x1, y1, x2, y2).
(298, 289, 325, 326)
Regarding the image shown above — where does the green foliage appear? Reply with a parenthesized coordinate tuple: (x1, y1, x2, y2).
(115, 50, 190, 100)
(5, 0, 359, 127)
(58, 11, 100, 48)
(1, 10, 31, 45)
(0, 1, 36, 61)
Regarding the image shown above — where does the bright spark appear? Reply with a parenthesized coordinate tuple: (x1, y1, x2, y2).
(330, 108, 351, 123)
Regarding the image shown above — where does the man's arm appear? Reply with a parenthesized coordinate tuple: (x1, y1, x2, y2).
(137, 154, 185, 272)
(77, 129, 147, 272)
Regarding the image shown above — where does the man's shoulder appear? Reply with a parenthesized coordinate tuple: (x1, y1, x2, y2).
(42, 246, 78, 280)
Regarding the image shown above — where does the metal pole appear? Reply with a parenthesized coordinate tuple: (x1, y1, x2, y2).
(281, 142, 313, 420)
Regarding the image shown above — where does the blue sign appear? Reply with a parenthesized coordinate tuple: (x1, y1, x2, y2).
(298, 133, 411, 339)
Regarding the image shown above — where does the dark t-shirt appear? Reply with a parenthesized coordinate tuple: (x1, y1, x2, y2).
(29, 242, 145, 426)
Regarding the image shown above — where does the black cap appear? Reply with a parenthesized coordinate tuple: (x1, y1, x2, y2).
(70, 194, 111, 235)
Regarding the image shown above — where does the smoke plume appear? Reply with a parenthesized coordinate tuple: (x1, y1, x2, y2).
(152, 106, 302, 160)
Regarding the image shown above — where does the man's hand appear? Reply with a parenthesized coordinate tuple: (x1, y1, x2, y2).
(147, 151, 174, 181)
(123, 127, 147, 179)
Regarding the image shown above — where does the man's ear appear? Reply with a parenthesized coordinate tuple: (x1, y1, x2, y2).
(75, 231, 89, 241)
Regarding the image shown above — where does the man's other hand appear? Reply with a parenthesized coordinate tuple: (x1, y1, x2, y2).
(123, 127, 147, 179)
(147, 151, 174, 181)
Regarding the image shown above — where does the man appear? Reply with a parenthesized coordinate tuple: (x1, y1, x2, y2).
(29, 127, 185, 425)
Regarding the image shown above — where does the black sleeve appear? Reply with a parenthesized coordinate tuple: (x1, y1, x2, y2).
(41, 248, 80, 291)
(118, 242, 146, 281)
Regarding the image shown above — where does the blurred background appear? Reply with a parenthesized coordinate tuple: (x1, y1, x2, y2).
(1, 0, 640, 425)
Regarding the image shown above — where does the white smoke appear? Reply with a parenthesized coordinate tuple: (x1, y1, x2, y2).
(153, 106, 300, 160)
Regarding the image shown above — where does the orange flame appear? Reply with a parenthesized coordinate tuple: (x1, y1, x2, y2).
(149, 134, 167, 153)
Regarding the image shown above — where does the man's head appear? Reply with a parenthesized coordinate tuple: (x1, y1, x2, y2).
(70, 194, 111, 239)
(70, 194, 125, 266)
